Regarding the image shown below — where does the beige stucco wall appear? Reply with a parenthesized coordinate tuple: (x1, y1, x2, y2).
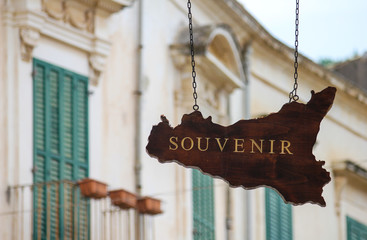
(248, 26, 367, 240)
(0, 0, 367, 239)
(0, 2, 9, 239)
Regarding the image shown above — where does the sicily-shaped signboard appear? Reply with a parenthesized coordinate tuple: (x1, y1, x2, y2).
(146, 87, 336, 206)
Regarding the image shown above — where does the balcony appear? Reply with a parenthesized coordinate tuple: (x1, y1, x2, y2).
(2, 179, 162, 240)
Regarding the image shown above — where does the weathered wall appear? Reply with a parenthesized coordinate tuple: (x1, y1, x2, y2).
(0, 2, 9, 238)
(1, 0, 366, 239)
(248, 26, 367, 240)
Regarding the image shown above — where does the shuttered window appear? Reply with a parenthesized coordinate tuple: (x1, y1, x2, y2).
(265, 188, 293, 240)
(347, 216, 367, 240)
(33, 59, 89, 240)
(192, 169, 215, 240)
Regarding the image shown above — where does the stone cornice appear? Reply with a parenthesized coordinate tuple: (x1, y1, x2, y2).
(332, 160, 367, 215)
(97, 0, 134, 13)
(40, 0, 134, 33)
(212, 0, 367, 106)
(171, 24, 245, 93)
(4, 0, 135, 86)
(333, 161, 367, 186)
(6, 8, 110, 85)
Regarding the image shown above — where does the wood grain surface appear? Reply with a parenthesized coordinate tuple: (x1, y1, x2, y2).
(146, 87, 336, 206)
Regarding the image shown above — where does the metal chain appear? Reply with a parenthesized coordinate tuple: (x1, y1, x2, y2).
(187, 0, 199, 111)
(289, 0, 300, 103)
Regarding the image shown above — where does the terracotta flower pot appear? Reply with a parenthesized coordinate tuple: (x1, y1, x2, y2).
(78, 178, 108, 199)
(109, 189, 137, 209)
(137, 197, 163, 215)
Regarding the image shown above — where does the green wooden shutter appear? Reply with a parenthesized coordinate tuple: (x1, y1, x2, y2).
(49, 67, 61, 239)
(33, 59, 89, 240)
(265, 188, 293, 240)
(75, 77, 89, 239)
(347, 217, 367, 240)
(33, 61, 47, 238)
(193, 169, 215, 240)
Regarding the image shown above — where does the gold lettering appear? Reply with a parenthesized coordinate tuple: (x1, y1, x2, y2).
(181, 137, 194, 151)
(215, 138, 229, 152)
(269, 140, 275, 154)
(169, 136, 178, 150)
(234, 139, 245, 152)
(250, 139, 264, 153)
(280, 140, 293, 154)
(197, 137, 210, 152)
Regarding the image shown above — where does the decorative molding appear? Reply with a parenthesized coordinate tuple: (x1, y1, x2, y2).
(19, 27, 40, 62)
(36, 0, 135, 85)
(201, 81, 220, 110)
(41, 0, 94, 33)
(170, 25, 244, 115)
(43, 0, 64, 20)
(40, 0, 134, 33)
(65, 1, 89, 31)
(170, 25, 245, 93)
(97, 0, 132, 13)
(89, 53, 105, 86)
(14, 10, 110, 58)
(170, 49, 190, 72)
(220, 0, 367, 106)
(11, 2, 119, 85)
(332, 161, 367, 215)
(333, 161, 367, 185)
(173, 69, 226, 114)
(334, 176, 347, 216)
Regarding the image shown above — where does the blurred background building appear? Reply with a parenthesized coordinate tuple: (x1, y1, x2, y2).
(0, 0, 366, 239)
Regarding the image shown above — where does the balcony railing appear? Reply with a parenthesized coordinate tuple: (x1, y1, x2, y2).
(3, 180, 136, 240)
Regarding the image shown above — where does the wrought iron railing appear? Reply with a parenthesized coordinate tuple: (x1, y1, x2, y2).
(3, 180, 135, 240)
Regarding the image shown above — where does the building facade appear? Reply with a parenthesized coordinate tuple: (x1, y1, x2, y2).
(0, 0, 366, 239)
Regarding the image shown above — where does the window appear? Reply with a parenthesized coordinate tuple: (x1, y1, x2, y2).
(265, 188, 293, 240)
(33, 59, 89, 239)
(347, 216, 367, 240)
(193, 169, 215, 240)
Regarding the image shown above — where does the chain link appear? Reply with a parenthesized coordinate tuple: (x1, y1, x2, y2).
(289, 0, 300, 103)
(187, 0, 199, 111)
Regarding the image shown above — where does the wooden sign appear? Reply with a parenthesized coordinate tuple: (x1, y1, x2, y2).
(146, 87, 336, 206)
